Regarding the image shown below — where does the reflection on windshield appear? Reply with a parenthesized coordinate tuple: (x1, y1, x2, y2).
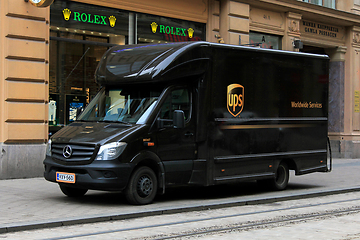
(78, 87, 161, 124)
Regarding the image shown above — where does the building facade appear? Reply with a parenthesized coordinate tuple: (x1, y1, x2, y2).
(1, 0, 360, 179)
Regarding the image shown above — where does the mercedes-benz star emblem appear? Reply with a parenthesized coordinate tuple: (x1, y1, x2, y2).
(63, 145, 73, 159)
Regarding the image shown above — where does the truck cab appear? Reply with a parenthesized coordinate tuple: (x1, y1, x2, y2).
(44, 42, 207, 204)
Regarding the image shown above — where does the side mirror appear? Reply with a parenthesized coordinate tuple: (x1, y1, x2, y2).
(173, 110, 185, 129)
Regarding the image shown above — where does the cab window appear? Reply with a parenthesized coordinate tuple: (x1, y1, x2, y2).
(159, 88, 191, 126)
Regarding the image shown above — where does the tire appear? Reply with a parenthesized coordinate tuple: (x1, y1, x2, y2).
(270, 161, 289, 190)
(59, 184, 88, 197)
(125, 166, 158, 205)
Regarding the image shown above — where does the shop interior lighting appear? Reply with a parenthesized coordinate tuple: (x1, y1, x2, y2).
(50, 26, 124, 39)
(137, 38, 168, 44)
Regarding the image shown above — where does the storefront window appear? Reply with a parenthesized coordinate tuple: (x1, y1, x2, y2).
(49, 1, 129, 134)
(49, 34, 109, 127)
(298, 0, 336, 9)
(249, 32, 282, 50)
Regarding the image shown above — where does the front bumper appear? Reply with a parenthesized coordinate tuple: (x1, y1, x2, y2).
(43, 156, 132, 191)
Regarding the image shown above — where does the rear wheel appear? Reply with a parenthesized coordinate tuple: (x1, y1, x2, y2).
(257, 161, 289, 190)
(125, 166, 158, 205)
(59, 184, 88, 197)
(270, 161, 289, 190)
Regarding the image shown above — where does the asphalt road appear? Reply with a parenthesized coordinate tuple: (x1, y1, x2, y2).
(3, 190, 360, 239)
(0, 158, 359, 234)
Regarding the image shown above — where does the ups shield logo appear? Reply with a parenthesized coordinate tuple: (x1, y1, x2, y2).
(227, 84, 244, 117)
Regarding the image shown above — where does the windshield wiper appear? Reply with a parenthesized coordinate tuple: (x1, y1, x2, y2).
(101, 120, 131, 125)
(76, 119, 93, 122)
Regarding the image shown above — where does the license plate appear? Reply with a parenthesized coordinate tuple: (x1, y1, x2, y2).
(56, 172, 76, 184)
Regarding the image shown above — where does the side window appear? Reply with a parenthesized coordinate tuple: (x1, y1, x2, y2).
(159, 88, 191, 126)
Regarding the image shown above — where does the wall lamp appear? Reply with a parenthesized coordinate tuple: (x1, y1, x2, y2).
(293, 40, 303, 49)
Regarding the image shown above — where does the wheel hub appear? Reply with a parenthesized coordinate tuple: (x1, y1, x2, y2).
(137, 175, 153, 197)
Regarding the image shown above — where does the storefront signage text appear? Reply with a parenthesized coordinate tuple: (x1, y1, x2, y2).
(62, 8, 116, 28)
(151, 22, 194, 38)
(301, 20, 340, 39)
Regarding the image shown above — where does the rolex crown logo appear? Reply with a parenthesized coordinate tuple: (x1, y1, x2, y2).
(62, 8, 71, 21)
(188, 28, 194, 38)
(109, 16, 116, 27)
(151, 22, 158, 33)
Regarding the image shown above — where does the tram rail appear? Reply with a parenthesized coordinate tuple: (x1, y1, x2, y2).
(46, 196, 360, 240)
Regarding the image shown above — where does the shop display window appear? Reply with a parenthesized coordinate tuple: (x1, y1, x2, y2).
(249, 32, 282, 50)
(49, 33, 110, 130)
(298, 0, 336, 9)
(49, 1, 129, 135)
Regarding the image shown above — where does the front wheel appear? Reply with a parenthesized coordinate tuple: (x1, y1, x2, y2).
(59, 184, 88, 197)
(125, 166, 158, 205)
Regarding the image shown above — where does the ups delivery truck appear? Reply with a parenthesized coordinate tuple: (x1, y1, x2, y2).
(44, 41, 330, 205)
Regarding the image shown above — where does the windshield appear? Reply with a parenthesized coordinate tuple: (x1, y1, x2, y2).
(78, 87, 161, 124)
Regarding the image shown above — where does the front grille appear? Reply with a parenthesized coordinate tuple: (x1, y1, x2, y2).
(51, 143, 97, 163)
(50, 166, 88, 174)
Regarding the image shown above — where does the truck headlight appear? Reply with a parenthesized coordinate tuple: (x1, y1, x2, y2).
(95, 142, 127, 161)
(46, 139, 52, 157)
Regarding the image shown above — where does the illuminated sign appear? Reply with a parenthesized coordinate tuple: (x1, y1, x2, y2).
(227, 84, 244, 117)
(62, 8, 116, 28)
(151, 22, 194, 38)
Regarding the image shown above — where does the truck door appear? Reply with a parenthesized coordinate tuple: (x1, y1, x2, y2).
(155, 87, 196, 185)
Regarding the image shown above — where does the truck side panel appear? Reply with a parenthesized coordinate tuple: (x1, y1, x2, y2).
(207, 47, 328, 183)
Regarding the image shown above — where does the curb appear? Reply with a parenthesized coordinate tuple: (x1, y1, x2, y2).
(1, 186, 360, 234)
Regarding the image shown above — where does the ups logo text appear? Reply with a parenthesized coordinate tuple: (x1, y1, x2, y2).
(227, 84, 244, 117)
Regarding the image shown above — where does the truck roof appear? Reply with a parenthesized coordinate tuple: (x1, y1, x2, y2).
(95, 41, 328, 85)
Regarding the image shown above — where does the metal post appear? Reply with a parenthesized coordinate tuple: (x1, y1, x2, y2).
(129, 13, 137, 44)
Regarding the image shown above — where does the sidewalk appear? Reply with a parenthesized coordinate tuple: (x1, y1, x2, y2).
(1, 158, 360, 234)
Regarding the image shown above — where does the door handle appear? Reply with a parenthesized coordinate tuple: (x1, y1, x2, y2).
(184, 132, 194, 137)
